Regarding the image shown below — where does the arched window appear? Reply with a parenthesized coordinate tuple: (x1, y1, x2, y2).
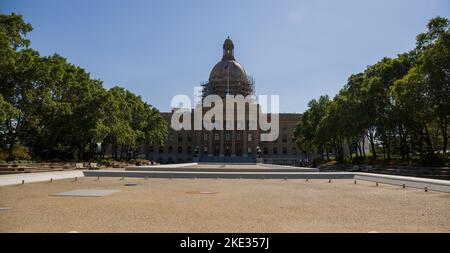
(177, 146, 183, 154)
(273, 147, 278, 155)
(168, 146, 173, 154)
(187, 146, 192, 154)
(158, 146, 164, 154)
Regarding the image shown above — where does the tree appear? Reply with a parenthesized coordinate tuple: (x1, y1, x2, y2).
(416, 16, 450, 154)
(0, 12, 168, 161)
(295, 16, 449, 165)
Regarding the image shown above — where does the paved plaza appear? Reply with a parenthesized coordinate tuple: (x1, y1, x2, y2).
(1, 175, 449, 232)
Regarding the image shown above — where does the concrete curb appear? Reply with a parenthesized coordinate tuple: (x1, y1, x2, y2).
(354, 173, 450, 193)
(125, 167, 319, 173)
(0, 170, 84, 186)
(84, 170, 355, 179)
(83, 170, 450, 193)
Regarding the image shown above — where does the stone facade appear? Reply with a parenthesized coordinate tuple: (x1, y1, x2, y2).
(141, 38, 304, 165)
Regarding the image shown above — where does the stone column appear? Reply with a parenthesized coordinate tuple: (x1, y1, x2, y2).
(208, 131, 213, 157)
(220, 129, 224, 157)
(231, 129, 236, 157)
(196, 130, 202, 159)
(243, 129, 248, 157)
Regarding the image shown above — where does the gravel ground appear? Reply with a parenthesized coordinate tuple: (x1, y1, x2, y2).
(0, 177, 449, 232)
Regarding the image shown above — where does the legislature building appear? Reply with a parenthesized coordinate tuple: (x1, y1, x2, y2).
(142, 38, 304, 165)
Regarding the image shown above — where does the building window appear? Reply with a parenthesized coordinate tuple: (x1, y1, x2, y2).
(237, 122, 243, 130)
(282, 134, 287, 143)
(263, 147, 268, 155)
(178, 146, 182, 154)
(236, 133, 241, 141)
(292, 148, 297, 155)
(273, 147, 278, 155)
(168, 135, 173, 143)
(203, 146, 208, 154)
(168, 146, 173, 154)
(149, 146, 154, 153)
(187, 134, 192, 142)
(158, 146, 164, 154)
(247, 147, 252, 154)
(204, 133, 208, 141)
(187, 146, 192, 154)
(178, 135, 183, 143)
(282, 147, 287, 155)
(214, 133, 220, 141)
(247, 133, 252, 142)
(225, 133, 231, 141)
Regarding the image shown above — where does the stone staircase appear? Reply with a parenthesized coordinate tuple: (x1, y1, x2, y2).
(198, 155, 257, 163)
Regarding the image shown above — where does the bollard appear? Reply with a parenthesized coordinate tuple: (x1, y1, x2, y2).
(402, 184, 405, 189)
(424, 187, 428, 192)
(328, 179, 331, 183)
(354, 180, 357, 184)
(22, 179, 25, 185)
(97, 176, 100, 181)
(74, 177, 78, 182)
(306, 178, 309, 182)
(376, 182, 379, 187)
(120, 177, 124, 181)
(50, 178, 53, 183)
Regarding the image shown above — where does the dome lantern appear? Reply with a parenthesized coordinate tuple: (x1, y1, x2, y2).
(222, 36, 235, 61)
(203, 37, 254, 98)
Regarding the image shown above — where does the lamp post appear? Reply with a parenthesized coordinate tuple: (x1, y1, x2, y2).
(194, 145, 199, 158)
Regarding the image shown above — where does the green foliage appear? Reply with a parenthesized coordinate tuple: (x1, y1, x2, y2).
(0, 12, 168, 161)
(11, 144, 31, 160)
(295, 17, 450, 165)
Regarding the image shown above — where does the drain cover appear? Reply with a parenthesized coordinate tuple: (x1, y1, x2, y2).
(52, 189, 120, 197)
(124, 183, 138, 186)
(186, 191, 218, 195)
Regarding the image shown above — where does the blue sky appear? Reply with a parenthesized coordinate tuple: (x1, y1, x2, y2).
(1, 0, 449, 113)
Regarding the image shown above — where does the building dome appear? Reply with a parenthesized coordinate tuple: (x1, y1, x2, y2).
(203, 37, 253, 97)
(209, 60, 249, 83)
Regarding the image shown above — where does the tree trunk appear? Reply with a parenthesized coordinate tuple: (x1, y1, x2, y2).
(440, 120, 448, 154)
(424, 125, 434, 153)
(361, 136, 366, 158)
(347, 142, 353, 161)
(386, 137, 391, 160)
